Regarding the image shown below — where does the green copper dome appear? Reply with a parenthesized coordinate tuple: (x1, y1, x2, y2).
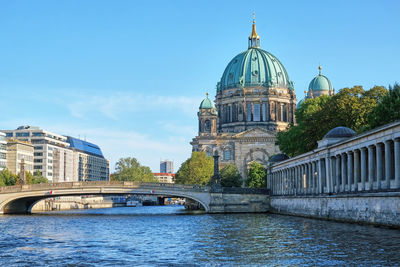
(218, 48, 293, 91)
(308, 66, 333, 91)
(199, 95, 216, 109)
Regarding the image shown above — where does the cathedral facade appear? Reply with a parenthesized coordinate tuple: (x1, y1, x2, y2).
(191, 17, 297, 182)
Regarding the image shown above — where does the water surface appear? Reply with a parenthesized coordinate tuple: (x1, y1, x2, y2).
(0, 206, 399, 266)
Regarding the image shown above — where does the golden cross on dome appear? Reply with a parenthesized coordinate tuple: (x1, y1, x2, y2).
(253, 12, 255, 23)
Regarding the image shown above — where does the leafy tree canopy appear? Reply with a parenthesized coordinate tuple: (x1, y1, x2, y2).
(277, 85, 388, 157)
(0, 169, 17, 186)
(26, 171, 48, 184)
(220, 164, 242, 187)
(175, 151, 213, 185)
(112, 157, 157, 182)
(245, 162, 266, 188)
(367, 83, 400, 129)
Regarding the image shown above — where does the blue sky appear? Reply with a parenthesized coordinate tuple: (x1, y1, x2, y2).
(1, 0, 399, 172)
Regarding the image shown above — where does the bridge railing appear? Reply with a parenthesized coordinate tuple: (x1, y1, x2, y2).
(0, 181, 211, 193)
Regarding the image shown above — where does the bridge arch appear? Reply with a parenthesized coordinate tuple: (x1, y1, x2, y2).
(0, 182, 212, 214)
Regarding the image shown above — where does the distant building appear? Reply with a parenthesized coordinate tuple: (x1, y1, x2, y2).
(160, 160, 174, 173)
(0, 132, 7, 171)
(153, 173, 175, 184)
(66, 136, 110, 181)
(6, 139, 34, 175)
(1, 126, 74, 182)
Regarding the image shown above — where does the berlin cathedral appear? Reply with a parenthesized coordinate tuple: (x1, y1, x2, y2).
(191, 16, 334, 182)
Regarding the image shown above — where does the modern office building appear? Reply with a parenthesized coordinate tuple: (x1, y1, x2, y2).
(153, 173, 175, 184)
(0, 132, 7, 171)
(66, 136, 110, 181)
(160, 160, 174, 173)
(2, 126, 75, 182)
(6, 139, 34, 175)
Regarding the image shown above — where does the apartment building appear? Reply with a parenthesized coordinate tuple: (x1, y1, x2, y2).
(6, 139, 34, 175)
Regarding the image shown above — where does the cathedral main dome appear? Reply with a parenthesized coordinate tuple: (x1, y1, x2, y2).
(218, 48, 292, 91)
(217, 16, 293, 92)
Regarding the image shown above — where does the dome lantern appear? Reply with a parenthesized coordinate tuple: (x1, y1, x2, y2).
(248, 12, 260, 48)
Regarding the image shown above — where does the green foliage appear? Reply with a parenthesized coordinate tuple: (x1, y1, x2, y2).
(277, 86, 388, 157)
(112, 157, 157, 182)
(0, 169, 17, 186)
(367, 83, 400, 129)
(175, 151, 214, 185)
(220, 164, 242, 187)
(26, 171, 48, 184)
(245, 162, 266, 188)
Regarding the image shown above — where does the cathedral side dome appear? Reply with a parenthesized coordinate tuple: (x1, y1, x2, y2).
(199, 94, 216, 109)
(306, 66, 334, 98)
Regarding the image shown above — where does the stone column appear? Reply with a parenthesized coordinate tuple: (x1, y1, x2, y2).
(347, 152, 354, 192)
(376, 143, 383, 190)
(300, 165, 304, 194)
(354, 150, 360, 191)
(318, 159, 323, 194)
(368, 145, 375, 190)
(305, 164, 309, 194)
(384, 140, 393, 189)
(341, 154, 346, 192)
(330, 157, 336, 193)
(360, 148, 367, 191)
(395, 139, 400, 189)
(308, 162, 313, 194)
(335, 155, 341, 193)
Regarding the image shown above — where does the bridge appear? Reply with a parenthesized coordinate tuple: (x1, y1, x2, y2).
(0, 181, 269, 214)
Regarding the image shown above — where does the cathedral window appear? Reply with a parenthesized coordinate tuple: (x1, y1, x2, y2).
(247, 102, 252, 121)
(253, 104, 260, 122)
(262, 103, 267, 121)
(229, 105, 232, 122)
(205, 120, 211, 132)
(224, 150, 231, 161)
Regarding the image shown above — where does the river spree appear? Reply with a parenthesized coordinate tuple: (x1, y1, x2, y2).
(1, 206, 400, 266)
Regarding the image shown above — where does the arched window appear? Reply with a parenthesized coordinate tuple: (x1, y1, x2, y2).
(224, 150, 231, 161)
(205, 120, 211, 132)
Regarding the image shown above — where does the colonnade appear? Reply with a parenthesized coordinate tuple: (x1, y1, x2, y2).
(269, 137, 400, 195)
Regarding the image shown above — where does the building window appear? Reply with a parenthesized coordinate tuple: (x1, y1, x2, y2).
(34, 166, 42, 169)
(34, 159, 43, 163)
(262, 103, 267, 121)
(205, 120, 211, 132)
(224, 150, 231, 161)
(34, 146, 43, 150)
(5, 133, 13, 137)
(16, 132, 29, 137)
(253, 104, 260, 122)
(32, 132, 44, 137)
(34, 152, 43, 156)
(247, 102, 252, 121)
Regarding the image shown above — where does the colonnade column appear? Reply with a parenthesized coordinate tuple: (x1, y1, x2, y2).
(360, 148, 367, 191)
(376, 143, 383, 190)
(368, 145, 375, 190)
(335, 155, 341, 193)
(354, 150, 360, 191)
(330, 157, 336, 193)
(395, 139, 400, 189)
(384, 140, 392, 189)
(318, 159, 323, 194)
(347, 152, 354, 192)
(341, 154, 346, 192)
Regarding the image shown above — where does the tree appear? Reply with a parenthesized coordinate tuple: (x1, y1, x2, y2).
(26, 171, 48, 184)
(0, 169, 17, 186)
(367, 83, 400, 129)
(175, 151, 214, 185)
(112, 157, 157, 182)
(245, 162, 266, 188)
(220, 164, 242, 187)
(277, 86, 388, 157)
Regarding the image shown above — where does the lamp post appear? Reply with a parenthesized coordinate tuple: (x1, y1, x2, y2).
(212, 150, 222, 191)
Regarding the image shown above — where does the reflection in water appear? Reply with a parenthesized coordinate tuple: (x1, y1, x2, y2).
(0, 206, 399, 266)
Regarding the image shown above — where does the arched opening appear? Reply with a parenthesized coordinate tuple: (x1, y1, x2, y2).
(1, 192, 210, 214)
